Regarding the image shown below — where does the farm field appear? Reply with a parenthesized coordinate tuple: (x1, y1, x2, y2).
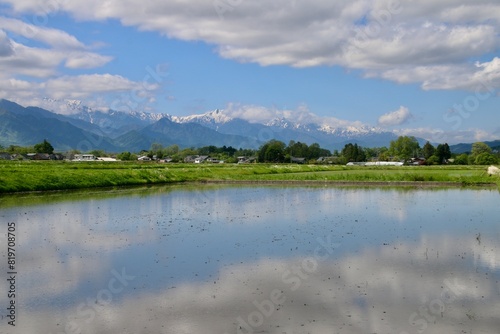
(0, 161, 498, 193)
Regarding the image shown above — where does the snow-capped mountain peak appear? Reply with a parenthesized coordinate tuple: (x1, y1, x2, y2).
(172, 109, 233, 125)
(26, 99, 397, 148)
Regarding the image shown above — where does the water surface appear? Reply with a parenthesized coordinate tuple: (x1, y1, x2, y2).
(0, 185, 499, 333)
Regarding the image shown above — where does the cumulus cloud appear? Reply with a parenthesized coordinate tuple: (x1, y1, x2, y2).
(1, 1, 499, 113)
(0, 16, 121, 104)
(395, 127, 498, 144)
(0, 16, 85, 49)
(0, 29, 14, 56)
(0, 17, 113, 76)
(219, 103, 368, 129)
(3, 0, 499, 91)
(0, 73, 159, 112)
(5, 234, 500, 334)
(64, 52, 113, 69)
(378, 106, 413, 127)
(44, 74, 156, 99)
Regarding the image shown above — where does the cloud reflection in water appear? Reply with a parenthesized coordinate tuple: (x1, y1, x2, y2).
(0, 186, 498, 333)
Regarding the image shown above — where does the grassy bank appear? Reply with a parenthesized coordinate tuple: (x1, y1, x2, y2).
(0, 161, 498, 193)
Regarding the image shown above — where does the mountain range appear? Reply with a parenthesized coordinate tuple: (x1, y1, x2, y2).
(0, 98, 497, 154)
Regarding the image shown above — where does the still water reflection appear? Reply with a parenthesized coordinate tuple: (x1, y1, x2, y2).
(0, 185, 499, 333)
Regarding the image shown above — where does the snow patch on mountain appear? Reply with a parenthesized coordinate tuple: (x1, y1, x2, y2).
(35, 99, 392, 144)
(172, 109, 232, 126)
(39, 98, 170, 124)
(171, 106, 386, 139)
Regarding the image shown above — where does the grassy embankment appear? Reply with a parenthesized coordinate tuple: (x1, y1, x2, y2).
(0, 160, 498, 193)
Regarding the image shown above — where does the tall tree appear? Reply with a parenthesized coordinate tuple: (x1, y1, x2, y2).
(474, 152, 498, 165)
(422, 141, 435, 160)
(435, 143, 451, 164)
(471, 142, 492, 157)
(34, 139, 54, 154)
(388, 136, 420, 164)
(264, 140, 286, 162)
(258, 140, 286, 162)
(341, 143, 366, 162)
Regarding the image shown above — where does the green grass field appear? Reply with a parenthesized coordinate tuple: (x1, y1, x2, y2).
(0, 160, 498, 193)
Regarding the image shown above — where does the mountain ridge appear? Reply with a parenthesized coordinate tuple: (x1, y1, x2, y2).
(1, 99, 497, 153)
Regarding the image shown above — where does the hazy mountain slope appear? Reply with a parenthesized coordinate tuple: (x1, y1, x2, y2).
(0, 100, 119, 151)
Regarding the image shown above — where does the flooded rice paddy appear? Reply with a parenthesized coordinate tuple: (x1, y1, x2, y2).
(0, 185, 499, 334)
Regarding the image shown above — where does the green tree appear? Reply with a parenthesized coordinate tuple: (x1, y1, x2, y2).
(117, 152, 138, 161)
(454, 154, 469, 165)
(426, 155, 440, 165)
(471, 142, 492, 157)
(7, 145, 33, 154)
(422, 141, 435, 160)
(89, 150, 107, 157)
(389, 136, 420, 164)
(474, 152, 498, 165)
(258, 142, 270, 162)
(164, 144, 180, 156)
(435, 143, 451, 164)
(341, 143, 366, 162)
(309, 143, 330, 160)
(258, 140, 286, 162)
(34, 139, 54, 154)
(286, 141, 309, 159)
(265, 141, 286, 162)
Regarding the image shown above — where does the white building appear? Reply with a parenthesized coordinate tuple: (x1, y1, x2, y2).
(72, 154, 97, 161)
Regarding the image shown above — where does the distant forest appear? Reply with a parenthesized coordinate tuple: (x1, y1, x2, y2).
(1, 136, 499, 165)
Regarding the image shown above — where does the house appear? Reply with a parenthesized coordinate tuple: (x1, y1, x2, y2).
(238, 156, 256, 163)
(97, 157, 119, 162)
(207, 157, 219, 163)
(347, 161, 404, 166)
(50, 153, 65, 160)
(291, 157, 306, 164)
(184, 155, 197, 163)
(137, 155, 152, 161)
(10, 154, 26, 161)
(409, 157, 426, 165)
(0, 152, 12, 160)
(72, 154, 97, 161)
(317, 156, 339, 164)
(27, 153, 51, 160)
(194, 156, 209, 163)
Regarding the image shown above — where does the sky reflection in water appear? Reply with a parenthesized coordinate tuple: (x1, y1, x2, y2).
(0, 185, 499, 334)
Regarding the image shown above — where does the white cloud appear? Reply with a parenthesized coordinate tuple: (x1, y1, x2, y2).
(0, 16, 122, 105)
(43, 74, 153, 99)
(3, 0, 499, 91)
(378, 58, 500, 91)
(0, 0, 499, 114)
(0, 74, 159, 112)
(0, 16, 85, 49)
(64, 52, 113, 69)
(5, 234, 499, 334)
(395, 127, 498, 144)
(0, 17, 113, 81)
(0, 29, 14, 56)
(378, 106, 413, 127)
(220, 103, 367, 129)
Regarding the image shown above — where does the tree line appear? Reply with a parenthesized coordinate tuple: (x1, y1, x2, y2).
(1, 137, 498, 165)
(336, 136, 498, 165)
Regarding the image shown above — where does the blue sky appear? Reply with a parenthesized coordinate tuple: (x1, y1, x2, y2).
(0, 0, 499, 144)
